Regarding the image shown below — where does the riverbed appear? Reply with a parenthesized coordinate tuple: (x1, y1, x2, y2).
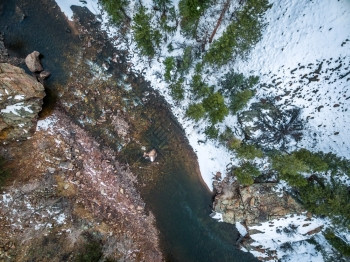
(0, 0, 257, 261)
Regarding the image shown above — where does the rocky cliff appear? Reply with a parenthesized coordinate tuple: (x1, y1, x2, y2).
(0, 63, 45, 140)
(213, 178, 304, 226)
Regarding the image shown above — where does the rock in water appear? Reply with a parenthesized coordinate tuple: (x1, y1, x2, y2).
(25, 51, 43, 72)
(143, 149, 157, 162)
(39, 70, 51, 79)
(0, 63, 45, 140)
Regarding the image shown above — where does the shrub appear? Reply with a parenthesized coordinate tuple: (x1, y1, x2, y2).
(228, 137, 242, 150)
(204, 125, 219, 139)
(163, 56, 175, 82)
(178, 0, 211, 37)
(282, 224, 298, 237)
(179, 46, 193, 73)
(153, 0, 171, 12)
(190, 74, 211, 98)
(271, 153, 309, 187)
(133, 6, 161, 57)
(234, 162, 261, 185)
(167, 42, 174, 52)
(194, 62, 203, 74)
(299, 180, 350, 228)
(157, 3, 178, 33)
(280, 242, 294, 252)
(169, 77, 185, 101)
(219, 126, 234, 142)
(219, 127, 242, 150)
(324, 229, 350, 256)
(221, 71, 259, 93)
(236, 144, 263, 159)
(294, 148, 328, 172)
(0, 157, 9, 190)
(76, 238, 103, 262)
(100, 0, 129, 24)
(186, 103, 205, 121)
(230, 89, 254, 113)
(202, 92, 229, 124)
(316, 152, 350, 177)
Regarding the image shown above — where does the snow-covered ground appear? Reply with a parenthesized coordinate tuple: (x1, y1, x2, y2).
(231, 0, 350, 158)
(54, 0, 350, 260)
(247, 214, 329, 261)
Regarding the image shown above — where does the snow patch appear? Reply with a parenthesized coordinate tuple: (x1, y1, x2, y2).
(210, 212, 223, 222)
(14, 95, 25, 100)
(36, 116, 57, 131)
(235, 222, 248, 237)
(1, 103, 33, 115)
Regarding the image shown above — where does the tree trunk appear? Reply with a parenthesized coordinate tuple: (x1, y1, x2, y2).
(209, 0, 231, 43)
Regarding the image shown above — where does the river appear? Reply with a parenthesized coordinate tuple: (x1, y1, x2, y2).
(0, 0, 257, 261)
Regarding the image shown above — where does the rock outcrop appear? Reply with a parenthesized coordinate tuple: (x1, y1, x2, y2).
(25, 51, 43, 73)
(0, 63, 45, 140)
(213, 178, 304, 226)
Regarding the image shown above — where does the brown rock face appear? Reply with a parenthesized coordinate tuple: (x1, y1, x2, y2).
(0, 63, 45, 140)
(25, 51, 43, 73)
(213, 178, 304, 226)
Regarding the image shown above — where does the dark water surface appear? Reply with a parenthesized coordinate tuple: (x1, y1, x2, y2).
(0, 1, 257, 261)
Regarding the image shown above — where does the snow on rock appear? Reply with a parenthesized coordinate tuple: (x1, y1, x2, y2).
(54, 213, 67, 225)
(36, 115, 57, 131)
(210, 212, 223, 222)
(1, 193, 13, 207)
(1, 102, 33, 115)
(235, 222, 248, 237)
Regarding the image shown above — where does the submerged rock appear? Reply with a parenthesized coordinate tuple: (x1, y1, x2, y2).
(213, 178, 304, 226)
(0, 63, 45, 140)
(39, 70, 51, 79)
(143, 149, 157, 162)
(25, 51, 43, 73)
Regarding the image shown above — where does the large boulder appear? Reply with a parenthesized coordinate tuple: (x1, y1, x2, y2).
(213, 178, 304, 226)
(0, 63, 45, 140)
(25, 51, 43, 73)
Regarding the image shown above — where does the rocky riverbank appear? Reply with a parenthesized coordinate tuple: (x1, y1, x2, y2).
(213, 178, 304, 227)
(0, 1, 164, 260)
(0, 109, 163, 261)
(212, 176, 334, 261)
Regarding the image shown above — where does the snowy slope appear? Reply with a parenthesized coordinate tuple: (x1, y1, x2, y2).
(232, 0, 350, 158)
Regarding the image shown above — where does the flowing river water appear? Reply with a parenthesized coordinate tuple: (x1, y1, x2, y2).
(0, 1, 258, 261)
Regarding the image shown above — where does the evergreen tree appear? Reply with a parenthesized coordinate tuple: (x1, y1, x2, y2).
(186, 103, 205, 121)
(202, 92, 229, 124)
